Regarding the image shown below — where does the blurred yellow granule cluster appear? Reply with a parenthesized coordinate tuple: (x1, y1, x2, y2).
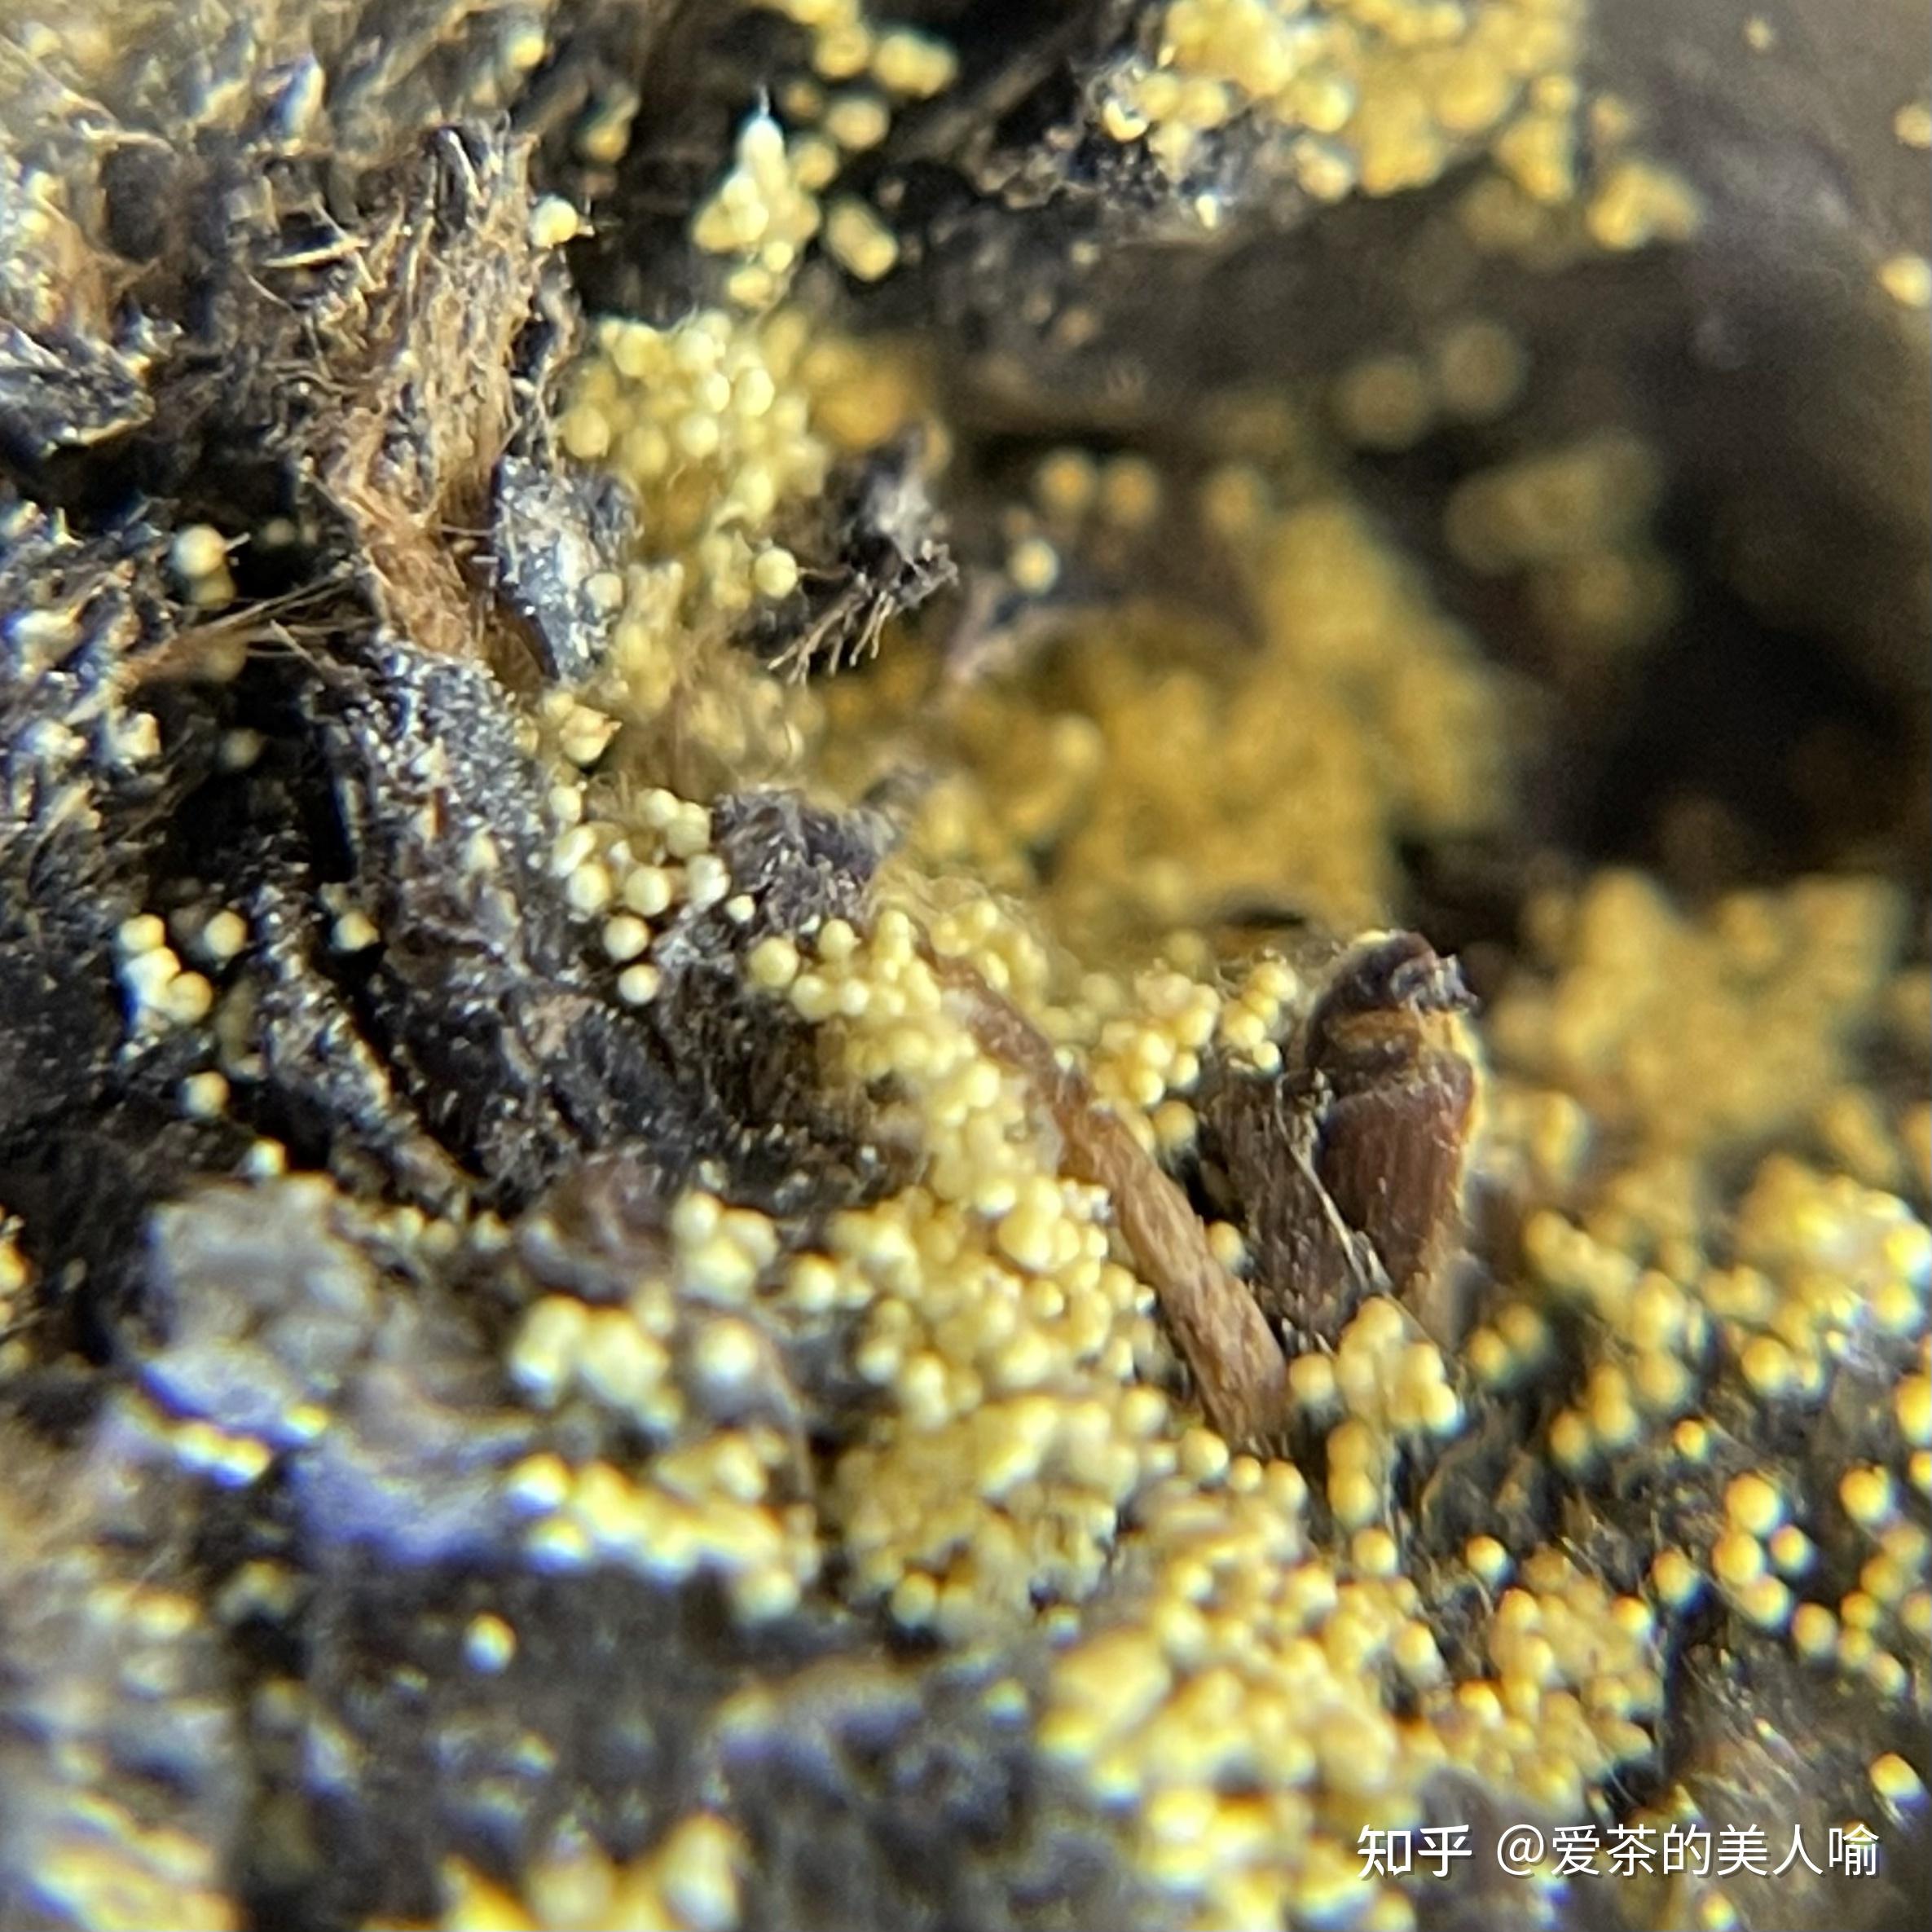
(753, 0, 957, 99)
(1492, 869, 1908, 1157)
(438, 1811, 742, 1932)
(16, 1575, 240, 1932)
(822, 491, 1509, 965)
(1103, 0, 1587, 194)
(1287, 1296, 1463, 1533)
(1097, 0, 1701, 260)
(1446, 430, 1681, 662)
(1511, 1151, 1926, 1457)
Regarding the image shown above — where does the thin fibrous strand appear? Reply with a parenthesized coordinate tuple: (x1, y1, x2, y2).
(929, 949, 1290, 1450)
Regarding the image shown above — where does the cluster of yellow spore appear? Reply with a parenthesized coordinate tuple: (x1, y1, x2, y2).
(1454, 81, 1701, 266)
(850, 878, 1252, 1168)
(115, 1385, 284, 1488)
(684, 15, 956, 296)
(106, 891, 266, 1127)
(499, 1186, 816, 1623)
(1039, 1464, 1410, 1932)
(1519, 1212, 1706, 1463)
(1096, 0, 1584, 198)
(1093, 0, 1694, 251)
(1327, 315, 1530, 451)
(1680, 1450, 1923, 1699)
(1714, 1155, 1930, 1406)
(168, 523, 235, 609)
(508, 1191, 781, 1430)
(690, 110, 829, 306)
(535, 777, 746, 1002)
(751, 904, 1183, 1633)
(1086, 966, 1224, 1155)
(438, 1811, 742, 1932)
(1287, 1296, 1462, 1533)
(1481, 1193, 1928, 1695)
(1443, 1550, 1661, 1813)
(821, 488, 1511, 964)
(559, 302, 851, 634)
(1472, 853, 1929, 1688)
(570, 4, 950, 188)
(0, 1209, 27, 1343)
(501, 1430, 816, 1626)
(1719, 1411, 1932, 1701)
(552, 90, 932, 781)
(1819, 1456, 1932, 1698)
(1462, 1291, 1556, 1393)
(1579, 1224, 1905, 1478)
(1701, 1469, 1807, 1633)
(684, 103, 914, 302)
(1040, 1489, 1659, 1930)
(114, 910, 218, 1035)
(1212, 953, 1302, 1075)
(980, 448, 1168, 608)
(1492, 869, 1909, 1166)
(753, 1, 957, 99)
(1446, 430, 1680, 662)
